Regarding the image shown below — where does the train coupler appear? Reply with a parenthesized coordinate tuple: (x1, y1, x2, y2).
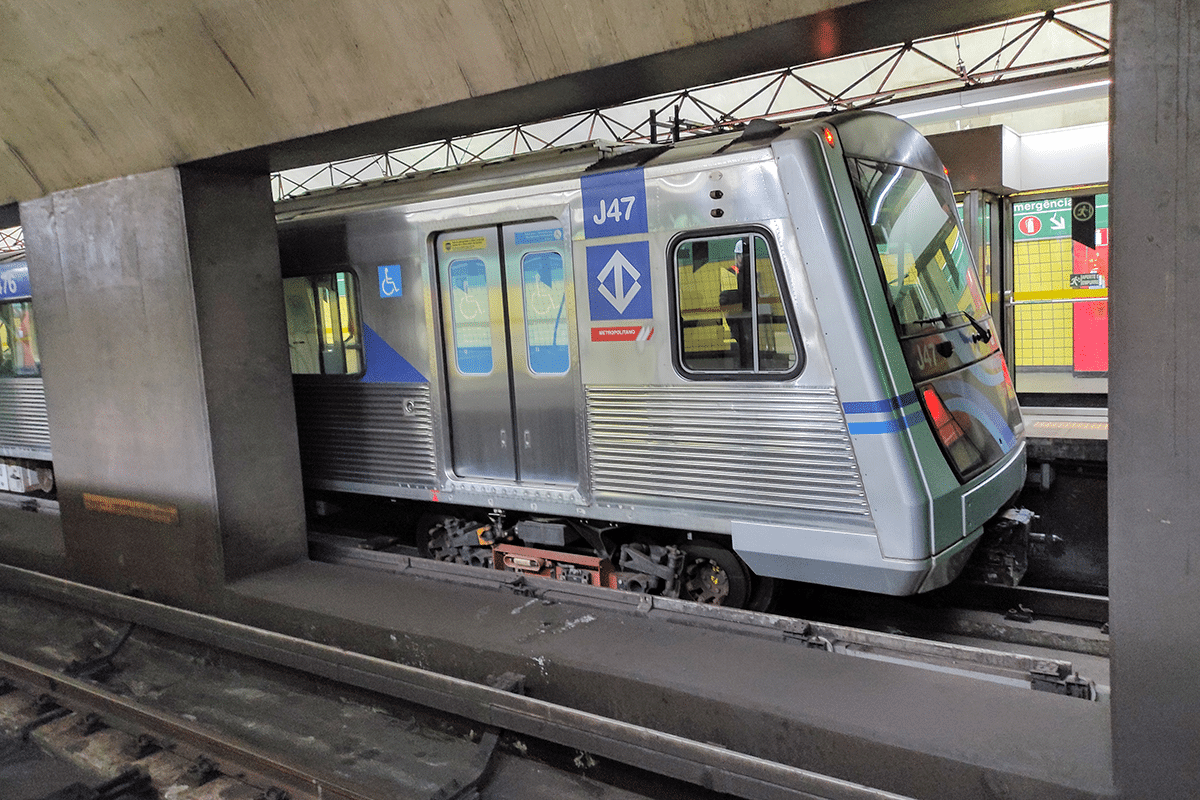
(963, 507, 1038, 586)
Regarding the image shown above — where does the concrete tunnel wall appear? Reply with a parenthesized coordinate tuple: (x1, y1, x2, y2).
(0, 0, 1063, 203)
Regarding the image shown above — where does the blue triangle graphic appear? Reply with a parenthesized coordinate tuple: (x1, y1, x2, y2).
(360, 323, 427, 383)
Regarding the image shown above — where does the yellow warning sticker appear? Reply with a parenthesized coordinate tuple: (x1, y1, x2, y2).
(83, 493, 179, 526)
(443, 237, 486, 253)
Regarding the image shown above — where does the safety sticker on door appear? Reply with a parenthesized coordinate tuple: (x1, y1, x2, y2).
(587, 241, 652, 321)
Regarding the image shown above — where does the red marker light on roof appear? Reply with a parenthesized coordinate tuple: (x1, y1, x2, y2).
(823, 127, 836, 147)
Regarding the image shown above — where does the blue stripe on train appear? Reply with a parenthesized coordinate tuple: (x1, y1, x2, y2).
(846, 410, 925, 435)
(841, 391, 919, 415)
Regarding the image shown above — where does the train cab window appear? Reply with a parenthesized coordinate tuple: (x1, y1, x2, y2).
(520, 251, 570, 375)
(848, 159, 989, 339)
(283, 272, 363, 375)
(672, 232, 799, 376)
(0, 300, 40, 377)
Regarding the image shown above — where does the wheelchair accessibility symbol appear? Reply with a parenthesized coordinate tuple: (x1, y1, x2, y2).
(378, 265, 402, 298)
(455, 279, 484, 320)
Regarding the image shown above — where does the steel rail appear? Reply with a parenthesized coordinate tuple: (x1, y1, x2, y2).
(309, 534, 1101, 695)
(0, 651, 371, 800)
(955, 583, 1109, 626)
(0, 562, 914, 800)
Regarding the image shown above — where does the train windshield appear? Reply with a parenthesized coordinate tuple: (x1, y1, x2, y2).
(848, 159, 988, 338)
(848, 157, 1021, 483)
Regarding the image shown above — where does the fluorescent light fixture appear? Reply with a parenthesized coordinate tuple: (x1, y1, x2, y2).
(896, 78, 1111, 121)
(963, 79, 1111, 109)
(898, 105, 963, 121)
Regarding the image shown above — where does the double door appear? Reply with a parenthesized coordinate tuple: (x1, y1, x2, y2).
(436, 222, 578, 486)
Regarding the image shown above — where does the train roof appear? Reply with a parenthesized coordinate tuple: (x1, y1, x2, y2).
(276, 117, 813, 222)
(274, 110, 932, 224)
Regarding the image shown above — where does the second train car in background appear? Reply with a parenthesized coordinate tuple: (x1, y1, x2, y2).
(0, 254, 54, 499)
(276, 111, 1025, 607)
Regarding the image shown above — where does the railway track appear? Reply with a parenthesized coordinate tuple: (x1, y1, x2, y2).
(0, 651, 341, 800)
(0, 567, 935, 800)
(944, 583, 1109, 628)
(309, 531, 1106, 700)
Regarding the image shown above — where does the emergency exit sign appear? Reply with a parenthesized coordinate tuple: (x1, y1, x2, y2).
(1014, 198, 1071, 241)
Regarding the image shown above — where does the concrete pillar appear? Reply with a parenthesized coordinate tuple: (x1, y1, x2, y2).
(1110, 1, 1200, 796)
(19, 167, 306, 612)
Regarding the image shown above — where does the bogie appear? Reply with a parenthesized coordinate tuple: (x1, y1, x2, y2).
(408, 506, 765, 608)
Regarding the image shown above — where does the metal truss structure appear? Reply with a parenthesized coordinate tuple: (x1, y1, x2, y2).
(0, 2, 1109, 253)
(272, 1, 1109, 201)
(0, 227, 23, 255)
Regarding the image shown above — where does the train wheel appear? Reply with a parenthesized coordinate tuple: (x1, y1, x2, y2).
(745, 575, 777, 613)
(413, 513, 453, 558)
(678, 542, 750, 607)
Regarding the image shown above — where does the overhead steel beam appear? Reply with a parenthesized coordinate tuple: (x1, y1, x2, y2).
(271, 4, 1109, 200)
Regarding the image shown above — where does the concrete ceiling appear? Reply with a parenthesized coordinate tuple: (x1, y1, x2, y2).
(1, 0, 1062, 206)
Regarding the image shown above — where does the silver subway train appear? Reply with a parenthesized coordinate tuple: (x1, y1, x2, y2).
(276, 111, 1026, 605)
(0, 255, 54, 497)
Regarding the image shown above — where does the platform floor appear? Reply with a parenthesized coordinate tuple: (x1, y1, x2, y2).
(1023, 407, 1109, 441)
(1022, 407, 1109, 463)
(221, 557, 1115, 800)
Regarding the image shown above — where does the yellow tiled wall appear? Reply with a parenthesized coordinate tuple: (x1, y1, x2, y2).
(1013, 238, 1074, 367)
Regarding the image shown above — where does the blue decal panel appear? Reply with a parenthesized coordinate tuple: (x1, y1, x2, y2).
(360, 323, 427, 383)
(378, 265, 402, 298)
(586, 241, 653, 321)
(581, 169, 649, 239)
(0, 262, 31, 300)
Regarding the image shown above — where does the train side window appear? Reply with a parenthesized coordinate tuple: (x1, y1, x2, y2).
(282, 271, 363, 376)
(447, 258, 494, 375)
(0, 300, 40, 377)
(672, 232, 799, 376)
(520, 251, 570, 375)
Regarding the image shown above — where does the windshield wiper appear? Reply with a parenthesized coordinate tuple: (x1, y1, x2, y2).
(907, 310, 992, 344)
(961, 310, 992, 344)
(909, 312, 952, 327)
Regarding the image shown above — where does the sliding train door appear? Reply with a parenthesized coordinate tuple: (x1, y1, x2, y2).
(436, 222, 578, 486)
(437, 227, 514, 481)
